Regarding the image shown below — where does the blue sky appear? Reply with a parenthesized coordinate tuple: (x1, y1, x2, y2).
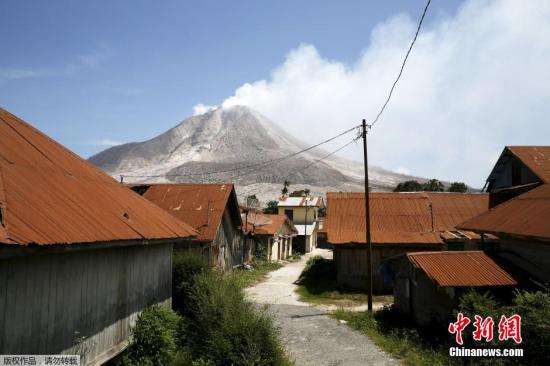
(2, 1, 549, 187)
(1, 0, 460, 155)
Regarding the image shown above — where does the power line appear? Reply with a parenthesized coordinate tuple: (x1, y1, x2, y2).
(369, 0, 431, 129)
(285, 137, 359, 180)
(121, 124, 360, 180)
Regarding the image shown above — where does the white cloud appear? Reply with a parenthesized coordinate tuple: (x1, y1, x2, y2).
(210, 0, 550, 187)
(192, 104, 218, 116)
(94, 139, 123, 147)
(0, 42, 110, 82)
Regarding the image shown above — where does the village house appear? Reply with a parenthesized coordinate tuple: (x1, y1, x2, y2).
(278, 196, 324, 253)
(325, 192, 490, 293)
(484, 146, 550, 207)
(458, 185, 550, 285)
(131, 183, 248, 271)
(0, 108, 197, 364)
(457, 146, 550, 286)
(393, 251, 519, 325)
(243, 210, 298, 261)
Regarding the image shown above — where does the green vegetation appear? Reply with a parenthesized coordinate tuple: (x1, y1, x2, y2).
(119, 253, 292, 365)
(282, 180, 290, 195)
(263, 200, 279, 214)
(394, 180, 423, 192)
(333, 307, 446, 366)
(230, 260, 283, 289)
(122, 305, 181, 366)
(334, 290, 550, 366)
(394, 179, 446, 192)
(447, 182, 468, 193)
(295, 256, 392, 307)
(178, 271, 292, 365)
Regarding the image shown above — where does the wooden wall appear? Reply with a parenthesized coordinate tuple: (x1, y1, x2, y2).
(0, 242, 173, 365)
(212, 206, 245, 271)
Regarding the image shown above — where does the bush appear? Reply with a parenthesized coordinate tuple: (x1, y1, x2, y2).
(180, 271, 291, 365)
(124, 305, 181, 366)
(172, 252, 209, 315)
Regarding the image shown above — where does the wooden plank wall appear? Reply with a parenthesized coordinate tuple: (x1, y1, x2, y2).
(0, 242, 173, 365)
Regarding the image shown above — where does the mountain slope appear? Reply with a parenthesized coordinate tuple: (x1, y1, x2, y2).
(89, 106, 418, 201)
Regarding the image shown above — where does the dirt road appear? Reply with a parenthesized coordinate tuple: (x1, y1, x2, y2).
(246, 249, 398, 366)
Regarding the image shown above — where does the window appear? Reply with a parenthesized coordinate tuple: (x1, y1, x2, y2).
(284, 209, 294, 221)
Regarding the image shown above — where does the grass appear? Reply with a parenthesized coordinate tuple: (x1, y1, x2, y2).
(295, 255, 393, 307)
(333, 307, 448, 366)
(230, 259, 283, 289)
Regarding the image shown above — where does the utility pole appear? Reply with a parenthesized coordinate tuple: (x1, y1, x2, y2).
(304, 196, 308, 252)
(362, 119, 373, 313)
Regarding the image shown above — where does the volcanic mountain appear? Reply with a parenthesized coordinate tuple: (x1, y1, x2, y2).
(89, 106, 418, 202)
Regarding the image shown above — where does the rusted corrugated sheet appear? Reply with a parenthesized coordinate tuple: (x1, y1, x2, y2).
(325, 192, 489, 245)
(407, 251, 518, 287)
(0, 108, 198, 246)
(458, 183, 550, 239)
(133, 183, 242, 242)
(508, 146, 550, 183)
(244, 212, 297, 236)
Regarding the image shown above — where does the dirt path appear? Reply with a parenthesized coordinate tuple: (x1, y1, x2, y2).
(246, 249, 398, 366)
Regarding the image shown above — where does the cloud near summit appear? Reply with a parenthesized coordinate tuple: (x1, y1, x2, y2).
(196, 0, 550, 187)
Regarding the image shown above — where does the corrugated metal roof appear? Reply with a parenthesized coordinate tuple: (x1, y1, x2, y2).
(278, 196, 323, 207)
(407, 251, 518, 287)
(508, 146, 550, 183)
(133, 183, 242, 242)
(244, 212, 297, 236)
(0, 108, 198, 246)
(458, 183, 550, 240)
(325, 192, 489, 245)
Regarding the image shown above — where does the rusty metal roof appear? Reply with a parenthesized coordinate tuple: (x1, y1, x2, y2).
(458, 183, 550, 240)
(325, 192, 489, 245)
(508, 146, 550, 183)
(0, 108, 198, 246)
(132, 183, 242, 242)
(407, 251, 518, 287)
(244, 212, 297, 236)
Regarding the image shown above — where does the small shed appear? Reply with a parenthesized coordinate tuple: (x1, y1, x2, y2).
(325, 192, 490, 293)
(244, 211, 298, 261)
(132, 183, 247, 271)
(0, 108, 197, 364)
(394, 251, 518, 325)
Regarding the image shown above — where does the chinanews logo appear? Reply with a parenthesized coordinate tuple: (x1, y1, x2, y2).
(448, 312, 524, 358)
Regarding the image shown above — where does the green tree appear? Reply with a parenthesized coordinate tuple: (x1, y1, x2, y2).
(393, 180, 423, 192)
(263, 200, 279, 214)
(422, 179, 444, 192)
(281, 180, 290, 195)
(447, 182, 468, 193)
(289, 189, 311, 197)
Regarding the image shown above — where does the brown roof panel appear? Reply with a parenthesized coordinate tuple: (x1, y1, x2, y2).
(244, 212, 297, 236)
(134, 183, 242, 242)
(508, 146, 550, 183)
(326, 192, 488, 245)
(0, 108, 198, 246)
(458, 183, 550, 240)
(407, 251, 518, 287)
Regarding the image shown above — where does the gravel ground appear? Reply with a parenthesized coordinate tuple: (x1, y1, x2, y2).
(246, 249, 398, 366)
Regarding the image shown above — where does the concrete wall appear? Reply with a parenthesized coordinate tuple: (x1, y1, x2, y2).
(334, 244, 439, 293)
(278, 206, 319, 225)
(497, 237, 550, 284)
(0, 242, 173, 365)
